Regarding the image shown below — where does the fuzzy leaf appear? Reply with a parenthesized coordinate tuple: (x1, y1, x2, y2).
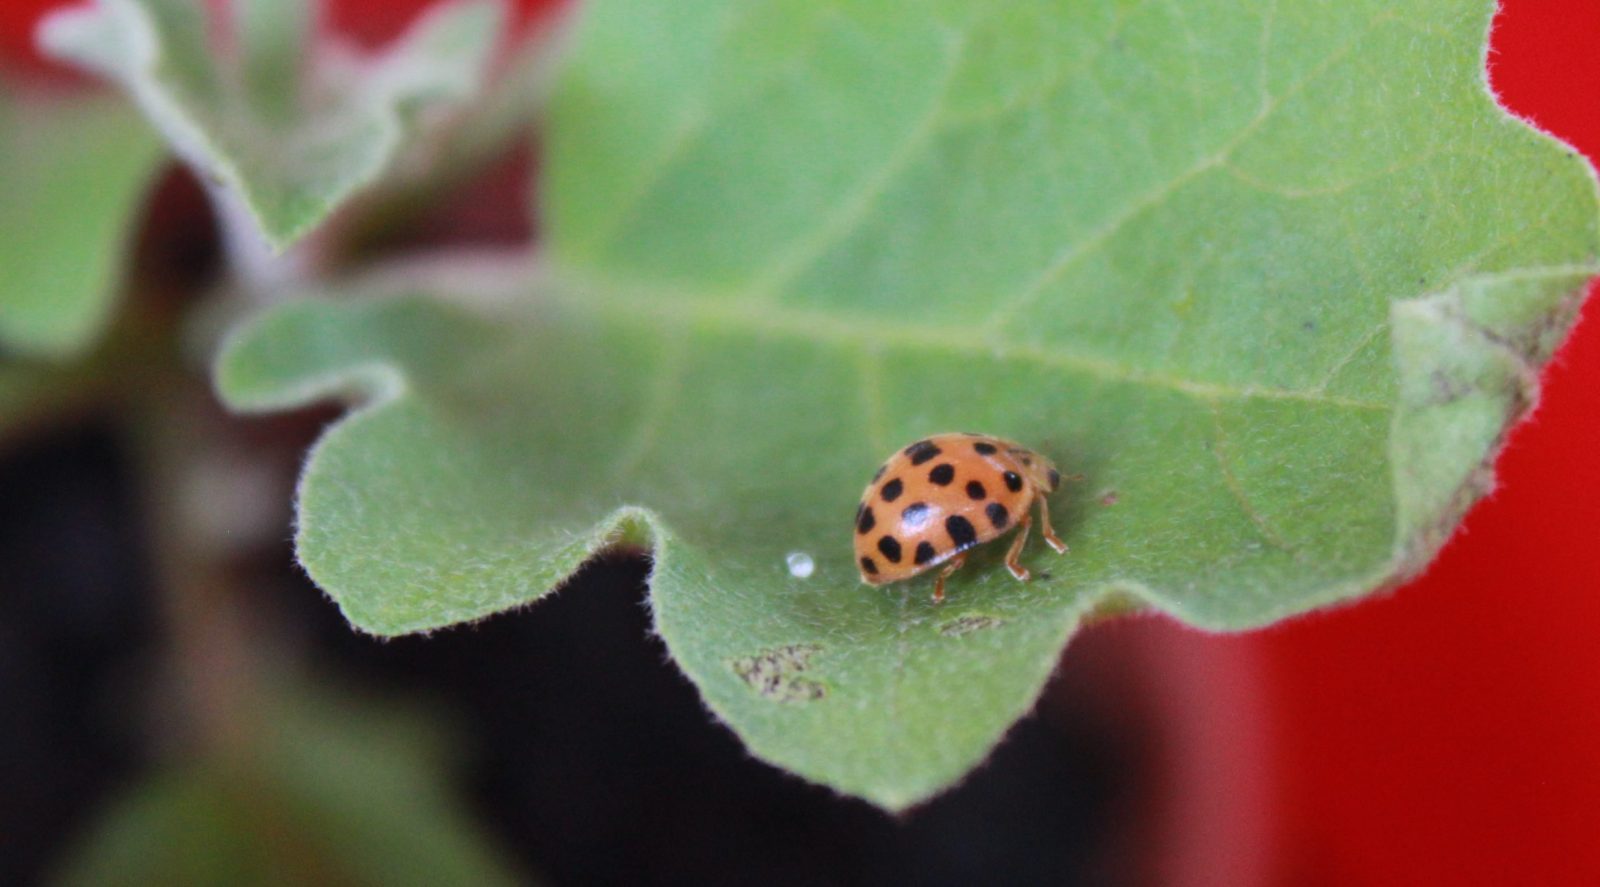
(217, 0, 1600, 809)
(0, 90, 160, 357)
(38, 0, 504, 252)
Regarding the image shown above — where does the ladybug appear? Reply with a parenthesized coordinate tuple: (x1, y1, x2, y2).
(854, 433, 1070, 603)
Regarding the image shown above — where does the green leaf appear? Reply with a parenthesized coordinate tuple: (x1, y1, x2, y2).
(51, 690, 525, 887)
(217, 0, 1600, 809)
(0, 90, 160, 357)
(38, 0, 504, 252)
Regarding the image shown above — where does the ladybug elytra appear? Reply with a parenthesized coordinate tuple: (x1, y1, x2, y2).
(854, 433, 1070, 603)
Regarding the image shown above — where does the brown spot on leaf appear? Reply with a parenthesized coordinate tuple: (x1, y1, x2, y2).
(1428, 369, 1470, 405)
(940, 614, 1005, 637)
(730, 644, 826, 703)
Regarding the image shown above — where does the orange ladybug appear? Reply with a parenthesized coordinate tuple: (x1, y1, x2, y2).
(854, 433, 1069, 603)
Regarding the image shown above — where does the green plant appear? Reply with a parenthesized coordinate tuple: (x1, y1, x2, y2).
(11, 0, 1598, 811)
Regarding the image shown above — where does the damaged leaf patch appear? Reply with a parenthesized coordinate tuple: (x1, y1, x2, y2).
(731, 644, 827, 703)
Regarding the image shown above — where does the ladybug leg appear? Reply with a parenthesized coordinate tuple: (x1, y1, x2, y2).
(932, 553, 967, 604)
(1005, 511, 1033, 581)
(1037, 494, 1068, 554)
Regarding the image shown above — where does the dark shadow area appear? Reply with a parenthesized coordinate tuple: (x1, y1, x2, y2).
(0, 424, 156, 886)
(304, 556, 1146, 887)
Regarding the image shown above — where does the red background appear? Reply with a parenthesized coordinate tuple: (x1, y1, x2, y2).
(4, 0, 1598, 883)
(1257, 2, 1600, 880)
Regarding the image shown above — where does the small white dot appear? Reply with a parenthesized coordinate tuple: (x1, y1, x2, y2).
(785, 551, 815, 579)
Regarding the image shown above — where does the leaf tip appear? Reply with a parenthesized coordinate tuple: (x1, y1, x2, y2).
(212, 301, 403, 415)
(35, 3, 108, 69)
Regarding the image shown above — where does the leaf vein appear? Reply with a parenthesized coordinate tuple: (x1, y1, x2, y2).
(1313, 322, 1389, 394)
(1206, 400, 1295, 553)
(748, 32, 970, 302)
(933, 0, 1158, 130)
(555, 280, 1390, 411)
(983, 11, 1402, 332)
(855, 347, 891, 456)
(609, 331, 692, 481)
(570, 4, 831, 259)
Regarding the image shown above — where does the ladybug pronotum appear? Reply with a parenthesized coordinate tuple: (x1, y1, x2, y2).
(854, 433, 1070, 603)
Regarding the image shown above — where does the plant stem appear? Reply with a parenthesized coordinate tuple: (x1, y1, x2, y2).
(208, 184, 308, 300)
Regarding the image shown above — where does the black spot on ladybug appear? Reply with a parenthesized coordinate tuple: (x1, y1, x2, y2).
(860, 556, 878, 575)
(1003, 471, 1023, 492)
(1047, 468, 1061, 490)
(965, 480, 987, 500)
(872, 464, 886, 482)
(928, 464, 955, 485)
(973, 441, 997, 455)
(877, 535, 903, 563)
(905, 440, 942, 465)
(880, 478, 904, 502)
(901, 502, 932, 532)
(856, 503, 875, 535)
(914, 541, 937, 565)
(946, 515, 977, 548)
(986, 502, 1009, 530)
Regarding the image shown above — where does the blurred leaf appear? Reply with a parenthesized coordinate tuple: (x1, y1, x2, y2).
(0, 90, 160, 357)
(52, 691, 524, 887)
(338, 29, 559, 253)
(38, 0, 504, 252)
(217, 0, 1600, 808)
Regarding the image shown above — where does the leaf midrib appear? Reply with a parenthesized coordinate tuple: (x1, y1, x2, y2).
(543, 276, 1391, 411)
